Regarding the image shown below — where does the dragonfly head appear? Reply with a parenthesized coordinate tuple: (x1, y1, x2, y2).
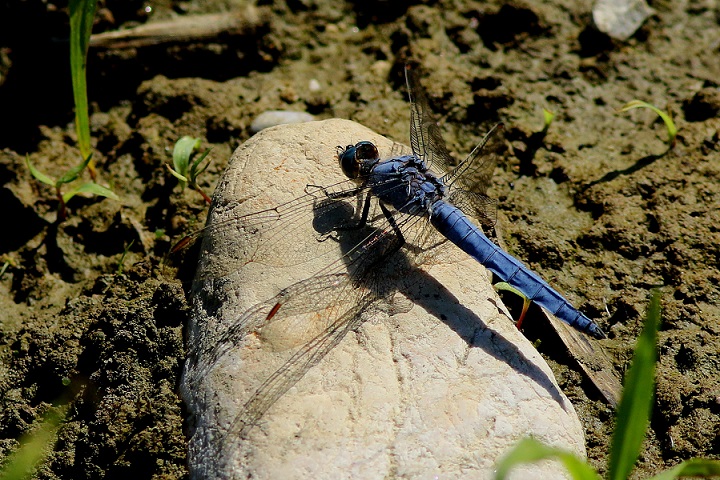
(337, 141, 379, 180)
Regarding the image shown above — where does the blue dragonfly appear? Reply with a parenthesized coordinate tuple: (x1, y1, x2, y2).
(180, 66, 605, 446)
(337, 72, 605, 341)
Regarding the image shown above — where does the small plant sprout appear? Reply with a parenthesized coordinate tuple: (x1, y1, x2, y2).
(493, 290, 720, 480)
(619, 100, 678, 148)
(26, 154, 118, 221)
(494, 282, 532, 330)
(116, 239, 135, 275)
(167, 136, 213, 204)
(541, 107, 555, 135)
(69, 0, 98, 178)
(0, 255, 15, 279)
(24, 0, 113, 221)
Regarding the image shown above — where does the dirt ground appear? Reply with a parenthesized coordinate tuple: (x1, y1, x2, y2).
(1, 0, 719, 478)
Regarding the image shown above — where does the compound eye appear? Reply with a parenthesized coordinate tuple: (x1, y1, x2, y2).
(354, 141, 379, 161)
(338, 145, 360, 179)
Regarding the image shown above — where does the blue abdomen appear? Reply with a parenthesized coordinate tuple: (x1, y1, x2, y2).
(430, 200, 605, 339)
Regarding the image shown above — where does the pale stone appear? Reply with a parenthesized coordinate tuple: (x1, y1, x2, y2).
(593, 0, 655, 41)
(181, 118, 586, 479)
(250, 110, 315, 133)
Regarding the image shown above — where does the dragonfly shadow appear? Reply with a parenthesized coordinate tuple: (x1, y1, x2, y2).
(324, 197, 569, 408)
(398, 269, 568, 408)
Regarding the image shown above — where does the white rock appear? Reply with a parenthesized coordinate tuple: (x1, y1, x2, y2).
(182, 118, 586, 479)
(308, 78, 321, 92)
(250, 110, 315, 133)
(593, 0, 655, 41)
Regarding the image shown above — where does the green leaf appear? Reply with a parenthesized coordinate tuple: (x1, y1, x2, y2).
(25, 155, 56, 186)
(494, 282, 532, 317)
(166, 164, 189, 183)
(620, 100, 677, 147)
(649, 458, 720, 480)
(608, 289, 662, 480)
(0, 405, 68, 480)
(69, 0, 97, 162)
(494, 437, 600, 480)
(56, 154, 93, 185)
(62, 181, 119, 203)
(0, 260, 10, 279)
(542, 108, 555, 130)
(173, 136, 201, 178)
(494, 282, 526, 299)
(189, 148, 212, 181)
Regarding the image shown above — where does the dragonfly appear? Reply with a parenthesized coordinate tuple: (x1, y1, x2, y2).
(178, 66, 605, 452)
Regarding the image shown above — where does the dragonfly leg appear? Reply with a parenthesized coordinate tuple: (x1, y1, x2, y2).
(332, 193, 373, 231)
(378, 202, 406, 248)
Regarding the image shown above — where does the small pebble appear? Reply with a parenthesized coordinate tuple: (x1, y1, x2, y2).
(593, 0, 654, 41)
(250, 110, 315, 133)
(308, 79, 321, 92)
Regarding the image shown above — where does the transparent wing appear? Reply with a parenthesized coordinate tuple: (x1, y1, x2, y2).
(447, 188, 498, 229)
(225, 274, 379, 441)
(223, 212, 454, 440)
(186, 173, 449, 367)
(167, 177, 388, 283)
(406, 65, 457, 175)
(442, 122, 504, 198)
(184, 168, 471, 443)
(405, 65, 500, 227)
(187, 197, 411, 435)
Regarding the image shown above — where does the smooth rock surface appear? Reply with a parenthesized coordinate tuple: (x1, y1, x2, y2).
(181, 118, 586, 479)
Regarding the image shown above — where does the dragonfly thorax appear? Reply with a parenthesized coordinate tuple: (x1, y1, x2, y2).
(368, 154, 447, 216)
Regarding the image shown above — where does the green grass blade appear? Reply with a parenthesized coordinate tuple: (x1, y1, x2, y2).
(62, 182, 119, 203)
(648, 458, 720, 480)
(74, 182, 119, 200)
(494, 438, 600, 480)
(69, 0, 97, 163)
(608, 290, 662, 480)
(116, 239, 135, 275)
(542, 108, 555, 126)
(56, 153, 92, 185)
(25, 155, 56, 187)
(620, 100, 677, 147)
(172, 137, 201, 190)
(189, 148, 213, 180)
(0, 405, 68, 480)
(494, 281, 532, 325)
